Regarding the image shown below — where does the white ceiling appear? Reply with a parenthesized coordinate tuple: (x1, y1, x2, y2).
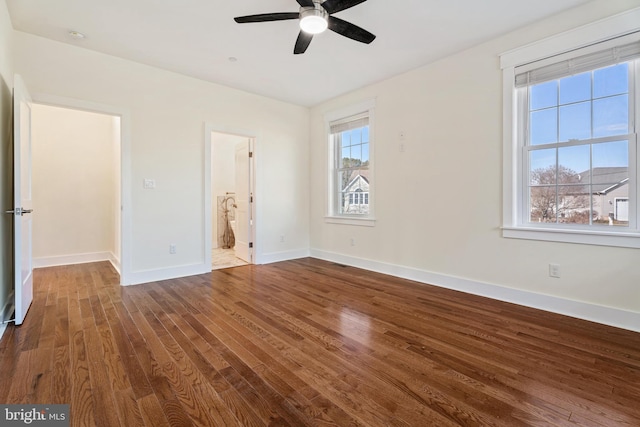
(6, 0, 590, 107)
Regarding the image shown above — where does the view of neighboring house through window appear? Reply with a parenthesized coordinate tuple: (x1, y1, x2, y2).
(516, 40, 639, 230)
(329, 111, 372, 216)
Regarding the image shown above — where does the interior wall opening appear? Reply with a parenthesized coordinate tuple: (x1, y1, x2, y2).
(211, 131, 254, 270)
(31, 103, 121, 273)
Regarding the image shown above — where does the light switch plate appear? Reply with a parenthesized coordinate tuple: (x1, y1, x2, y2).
(143, 179, 156, 189)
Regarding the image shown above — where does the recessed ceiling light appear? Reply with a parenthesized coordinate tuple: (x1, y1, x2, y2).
(68, 30, 86, 40)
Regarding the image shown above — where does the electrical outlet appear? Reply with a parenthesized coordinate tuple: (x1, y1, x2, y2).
(280, 235, 285, 243)
(169, 244, 176, 254)
(350, 238, 356, 246)
(549, 263, 560, 278)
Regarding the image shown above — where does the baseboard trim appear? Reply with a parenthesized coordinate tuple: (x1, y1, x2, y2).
(0, 291, 14, 340)
(310, 249, 640, 333)
(258, 248, 310, 265)
(34, 252, 116, 269)
(1, 290, 14, 321)
(124, 263, 211, 286)
(109, 254, 121, 274)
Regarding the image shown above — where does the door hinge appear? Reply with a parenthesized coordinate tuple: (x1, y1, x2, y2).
(249, 151, 253, 158)
(249, 242, 253, 248)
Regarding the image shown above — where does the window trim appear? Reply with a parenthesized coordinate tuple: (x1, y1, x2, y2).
(325, 99, 376, 226)
(500, 7, 640, 248)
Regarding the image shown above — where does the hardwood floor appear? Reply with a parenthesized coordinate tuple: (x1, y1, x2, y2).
(0, 258, 638, 426)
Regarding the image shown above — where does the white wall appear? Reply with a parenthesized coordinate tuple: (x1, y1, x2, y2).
(31, 104, 118, 267)
(309, 0, 640, 330)
(0, 0, 14, 325)
(13, 30, 310, 283)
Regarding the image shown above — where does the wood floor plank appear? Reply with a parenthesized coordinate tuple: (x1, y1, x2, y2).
(1, 259, 639, 426)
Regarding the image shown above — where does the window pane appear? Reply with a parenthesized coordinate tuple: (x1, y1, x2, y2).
(530, 149, 556, 184)
(557, 185, 590, 224)
(362, 143, 370, 164)
(338, 170, 351, 194)
(530, 81, 557, 110)
(351, 144, 362, 163)
(592, 141, 629, 226)
(530, 108, 558, 145)
(593, 95, 628, 138)
(529, 186, 557, 223)
(345, 130, 356, 145)
(593, 140, 628, 168)
(341, 146, 350, 167)
(558, 145, 589, 182)
(594, 63, 628, 98)
(559, 72, 591, 104)
(362, 126, 370, 143)
(559, 102, 591, 142)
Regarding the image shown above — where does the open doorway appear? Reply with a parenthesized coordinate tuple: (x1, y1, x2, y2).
(210, 131, 255, 270)
(30, 103, 122, 273)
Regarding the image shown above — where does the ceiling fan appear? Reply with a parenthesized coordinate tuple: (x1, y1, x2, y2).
(234, 0, 376, 54)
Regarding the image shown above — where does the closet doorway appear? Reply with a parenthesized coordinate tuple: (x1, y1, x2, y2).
(210, 131, 255, 270)
(31, 103, 122, 273)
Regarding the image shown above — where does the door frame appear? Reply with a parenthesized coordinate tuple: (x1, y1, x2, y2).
(204, 124, 257, 268)
(32, 93, 132, 285)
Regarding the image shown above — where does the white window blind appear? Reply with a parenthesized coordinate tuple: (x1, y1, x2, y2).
(330, 114, 368, 133)
(515, 36, 640, 87)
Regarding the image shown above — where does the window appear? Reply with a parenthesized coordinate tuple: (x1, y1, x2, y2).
(325, 100, 375, 225)
(501, 11, 640, 248)
(524, 61, 632, 226)
(348, 189, 369, 206)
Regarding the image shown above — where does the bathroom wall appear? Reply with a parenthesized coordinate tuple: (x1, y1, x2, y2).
(211, 132, 245, 249)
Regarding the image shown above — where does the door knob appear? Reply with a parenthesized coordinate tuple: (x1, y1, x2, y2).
(4, 208, 33, 215)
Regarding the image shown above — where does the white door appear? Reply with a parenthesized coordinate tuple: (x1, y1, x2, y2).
(11, 75, 34, 325)
(234, 141, 252, 263)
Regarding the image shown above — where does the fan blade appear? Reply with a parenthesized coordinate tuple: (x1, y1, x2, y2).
(321, 0, 367, 14)
(296, 0, 315, 7)
(234, 12, 299, 23)
(294, 31, 313, 54)
(328, 16, 375, 44)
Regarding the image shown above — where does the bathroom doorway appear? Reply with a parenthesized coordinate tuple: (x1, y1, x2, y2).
(210, 131, 254, 270)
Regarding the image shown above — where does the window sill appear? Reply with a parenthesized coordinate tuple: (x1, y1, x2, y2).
(502, 225, 640, 249)
(325, 216, 376, 227)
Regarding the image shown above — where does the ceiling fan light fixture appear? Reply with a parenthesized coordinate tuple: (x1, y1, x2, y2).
(299, 7, 328, 34)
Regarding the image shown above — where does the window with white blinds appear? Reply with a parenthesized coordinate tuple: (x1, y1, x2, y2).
(501, 19, 640, 248)
(325, 100, 375, 224)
